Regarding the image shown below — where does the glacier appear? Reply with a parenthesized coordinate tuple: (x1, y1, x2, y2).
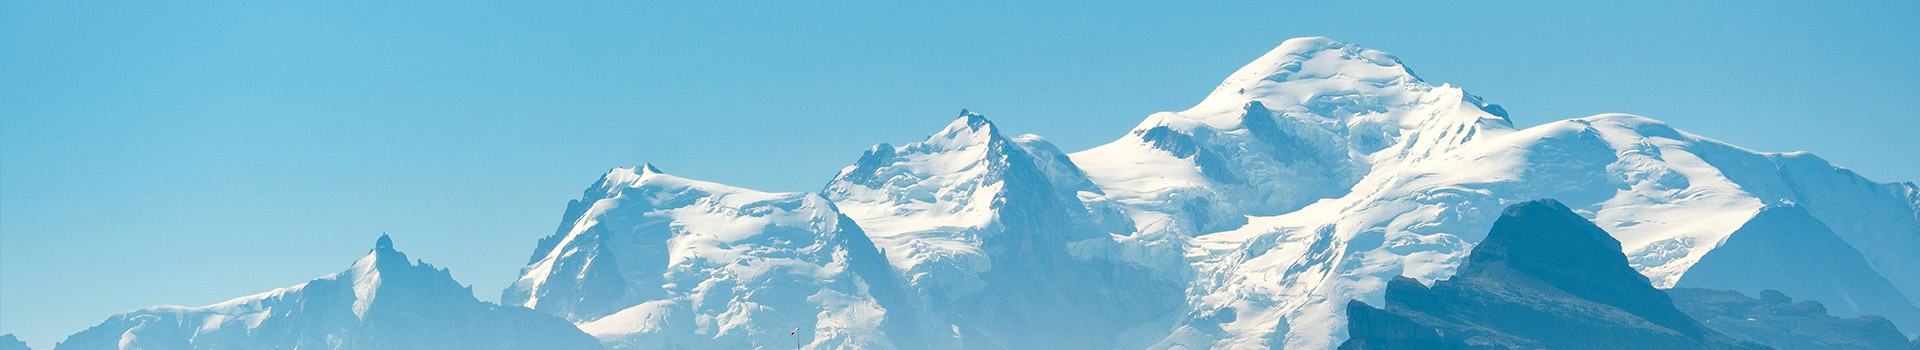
(1063, 37, 1920, 349)
(820, 112, 1181, 349)
(501, 165, 913, 349)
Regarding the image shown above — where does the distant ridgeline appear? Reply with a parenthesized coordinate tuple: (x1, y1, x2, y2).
(1341, 200, 1914, 350)
(53, 236, 604, 350)
(37, 37, 1920, 350)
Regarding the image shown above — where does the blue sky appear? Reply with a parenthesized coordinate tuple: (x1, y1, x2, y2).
(3, 1, 1916, 347)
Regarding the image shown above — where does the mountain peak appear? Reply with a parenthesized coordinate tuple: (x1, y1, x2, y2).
(1259, 37, 1387, 67)
(1464, 199, 1641, 289)
(347, 234, 427, 318)
(1675, 201, 1920, 332)
(590, 164, 696, 195)
(828, 110, 1015, 191)
(930, 109, 1001, 145)
(1464, 199, 1712, 339)
(958, 109, 988, 125)
(374, 233, 394, 252)
(827, 110, 1010, 198)
(56, 235, 603, 350)
(1344, 200, 1761, 350)
(1464, 199, 1620, 273)
(358, 234, 408, 265)
(1, 334, 28, 350)
(1194, 37, 1419, 112)
(824, 108, 1119, 239)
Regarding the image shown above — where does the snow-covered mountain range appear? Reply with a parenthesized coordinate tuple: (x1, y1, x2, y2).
(1064, 37, 1920, 349)
(43, 37, 1920, 349)
(55, 236, 603, 350)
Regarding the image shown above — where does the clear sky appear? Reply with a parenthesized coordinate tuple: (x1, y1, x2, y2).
(3, 1, 1916, 348)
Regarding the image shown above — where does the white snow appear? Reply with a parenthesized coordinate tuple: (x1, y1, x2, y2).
(500, 36, 1920, 350)
(505, 166, 899, 349)
(348, 250, 384, 319)
(61, 238, 602, 350)
(1064, 37, 1919, 349)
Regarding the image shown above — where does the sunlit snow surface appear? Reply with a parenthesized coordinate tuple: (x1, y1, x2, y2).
(820, 112, 1177, 349)
(50, 36, 1919, 350)
(504, 37, 1920, 350)
(503, 166, 905, 349)
(1066, 37, 1919, 349)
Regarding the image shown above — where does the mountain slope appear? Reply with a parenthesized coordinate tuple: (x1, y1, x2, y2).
(1, 334, 30, 350)
(1670, 288, 1917, 350)
(54, 236, 602, 350)
(1339, 200, 1762, 350)
(1676, 204, 1920, 334)
(506, 37, 1919, 350)
(1062, 37, 1920, 349)
(502, 166, 912, 349)
(1071, 37, 1515, 264)
(38, 36, 1919, 350)
(821, 112, 1181, 349)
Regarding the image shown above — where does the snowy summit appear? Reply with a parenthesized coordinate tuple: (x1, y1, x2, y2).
(46, 37, 1920, 350)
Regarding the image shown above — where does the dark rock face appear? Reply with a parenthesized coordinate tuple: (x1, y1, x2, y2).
(1462, 199, 1713, 338)
(1669, 288, 1916, 350)
(1340, 199, 1765, 350)
(1676, 204, 1920, 333)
